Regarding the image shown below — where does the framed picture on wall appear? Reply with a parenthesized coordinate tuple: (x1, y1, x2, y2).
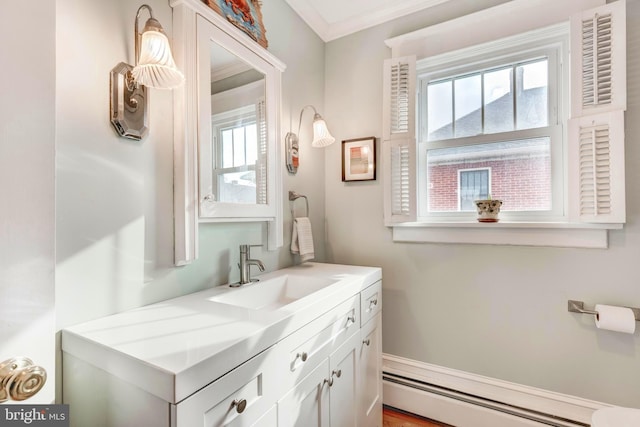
(202, 0, 268, 48)
(342, 137, 376, 182)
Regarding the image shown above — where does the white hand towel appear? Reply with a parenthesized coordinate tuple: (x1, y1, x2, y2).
(291, 217, 314, 262)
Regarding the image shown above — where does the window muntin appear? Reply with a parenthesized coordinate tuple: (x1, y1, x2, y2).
(418, 48, 562, 220)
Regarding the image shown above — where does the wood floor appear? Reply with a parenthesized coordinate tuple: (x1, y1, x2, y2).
(383, 407, 452, 427)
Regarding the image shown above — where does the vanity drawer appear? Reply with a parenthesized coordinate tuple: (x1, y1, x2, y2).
(173, 348, 278, 427)
(277, 295, 359, 391)
(360, 280, 382, 326)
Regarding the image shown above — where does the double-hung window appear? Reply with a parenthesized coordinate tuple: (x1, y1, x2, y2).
(382, 0, 627, 247)
(418, 49, 563, 221)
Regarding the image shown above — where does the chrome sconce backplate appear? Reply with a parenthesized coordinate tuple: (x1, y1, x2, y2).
(110, 61, 148, 141)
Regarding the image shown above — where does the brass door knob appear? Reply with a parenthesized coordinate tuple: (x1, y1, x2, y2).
(0, 357, 47, 402)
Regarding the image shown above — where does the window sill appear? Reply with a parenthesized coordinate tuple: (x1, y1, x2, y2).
(392, 221, 623, 248)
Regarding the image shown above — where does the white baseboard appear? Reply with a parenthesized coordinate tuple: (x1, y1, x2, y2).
(383, 354, 609, 426)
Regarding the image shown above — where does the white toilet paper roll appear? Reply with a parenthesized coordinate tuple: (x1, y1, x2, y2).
(595, 304, 636, 334)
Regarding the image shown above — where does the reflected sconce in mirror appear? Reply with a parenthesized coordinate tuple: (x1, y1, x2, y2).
(110, 4, 185, 141)
(285, 105, 335, 174)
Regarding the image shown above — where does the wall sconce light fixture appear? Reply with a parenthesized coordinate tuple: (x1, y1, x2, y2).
(285, 105, 335, 174)
(110, 4, 184, 141)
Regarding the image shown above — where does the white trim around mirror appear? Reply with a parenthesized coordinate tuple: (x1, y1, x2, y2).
(171, 0, 286, 265)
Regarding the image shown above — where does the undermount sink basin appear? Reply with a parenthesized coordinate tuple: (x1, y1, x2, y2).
(209, 274, 337, 311)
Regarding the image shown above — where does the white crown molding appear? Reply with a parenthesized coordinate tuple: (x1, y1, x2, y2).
(384, 0, 605, 58)
(285, 0, 451, 42)
(210, 60, 252, 82)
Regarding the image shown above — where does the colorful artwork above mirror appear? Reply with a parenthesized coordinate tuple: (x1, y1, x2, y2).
(202, 0, 268, 48)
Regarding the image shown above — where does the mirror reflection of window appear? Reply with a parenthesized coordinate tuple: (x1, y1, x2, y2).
(195, 13, 285, 233)
(213, 110, 258, 204)
(209, 40, 266, 205)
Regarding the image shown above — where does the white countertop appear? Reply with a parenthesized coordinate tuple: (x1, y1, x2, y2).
(62, 262, 381, 403)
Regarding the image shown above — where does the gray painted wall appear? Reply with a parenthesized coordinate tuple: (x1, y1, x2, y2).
(323, 0, 640, 407)
(55, 0, 327, 330)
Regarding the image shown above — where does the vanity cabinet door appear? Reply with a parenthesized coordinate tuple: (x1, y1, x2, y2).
(278, 322, 365, 427)
(277, 359, 330, 427)
(328, 331, 360, 427)
(358, 313, 383, 427)
(253, 405, 277, 426)
(173, 349, 277, 427)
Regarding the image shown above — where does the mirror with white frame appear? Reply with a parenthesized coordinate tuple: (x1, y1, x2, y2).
(171, 0, 286, 265)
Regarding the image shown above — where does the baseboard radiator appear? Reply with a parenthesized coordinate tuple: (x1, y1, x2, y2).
(383, 355, 607, 427)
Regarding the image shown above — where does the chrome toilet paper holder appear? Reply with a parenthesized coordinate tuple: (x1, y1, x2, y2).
(568, 300, 640, 321)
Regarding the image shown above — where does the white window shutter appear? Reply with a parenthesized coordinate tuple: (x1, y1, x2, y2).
(571, 0, 626, 118)
(568, 111, 625, 224)
(383, 56, 416, 141)
(383, 138, 417, 225)
(569, 1, 626, 225)
(383, 56, 417, 225)
(256, 97, 268, 204)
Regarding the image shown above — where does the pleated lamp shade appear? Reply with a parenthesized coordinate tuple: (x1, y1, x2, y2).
(311, 113, 335, 147)
(132, 19, 184, 89)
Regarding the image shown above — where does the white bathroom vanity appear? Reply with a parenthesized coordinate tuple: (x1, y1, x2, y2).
(62, 263, 382, 426)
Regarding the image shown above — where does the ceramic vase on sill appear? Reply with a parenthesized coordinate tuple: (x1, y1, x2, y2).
(475, 199, 502, 222)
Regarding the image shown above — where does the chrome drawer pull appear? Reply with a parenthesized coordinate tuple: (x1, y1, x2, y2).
(324, 369, 341, 387)
(231, 398, 247, 414)
(346, 315, 356, 325)
(363, 339, 371, 346)
(369, 299, 378, 309)
(296, 352, 308, 362)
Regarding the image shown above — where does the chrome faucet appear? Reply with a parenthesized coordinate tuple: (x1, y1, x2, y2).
(231, 244, 265, 287)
